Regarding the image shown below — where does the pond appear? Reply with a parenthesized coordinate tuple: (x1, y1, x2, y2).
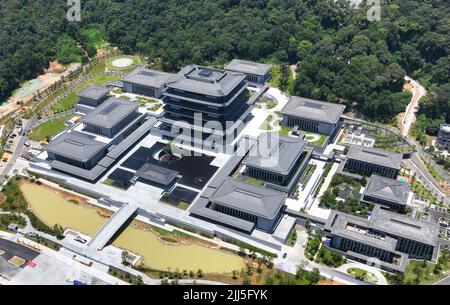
(20, 182, 244, 273)
(113, 227, 245, 273)
(20, 182, 106, 236)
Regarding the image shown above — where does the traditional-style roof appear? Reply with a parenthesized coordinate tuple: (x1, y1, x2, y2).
(210, 177, 286, 219)
(82, 97, 138, 129)
(325, 206, 440, 247)
(363, 175, 410, 206)
(121, 68, 174, 88)
(281, 96, 346, 124)
(164, 65, 246, 97)
(136, 163, 179, 185)
(46, 132, 106, 162)
(77, 85, 110, 100)
(347, 145, 403, 169)
(242, 133, 308, 175)
(224, 59, 272, 76)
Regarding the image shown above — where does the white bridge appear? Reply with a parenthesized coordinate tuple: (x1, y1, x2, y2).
(88, 202, 139, 251)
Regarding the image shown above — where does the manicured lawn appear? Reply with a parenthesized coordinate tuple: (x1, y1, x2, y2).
(280, 126, 292, 136)
(347, 267, 378, 283)
(304, 132, 329, 147)
(51, 74, 121, 113)
(29, 114, 72, 141)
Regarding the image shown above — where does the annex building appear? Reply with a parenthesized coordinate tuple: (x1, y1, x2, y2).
(45, 97, 153, 181)
(281, 96, 346, 137)
(224, 59, 272, 85)
(437, 124, 450, 150)
(242, 133, 312, 194)
(121, 67, 174, 98)
(362, 175, 412, 213)
(345, 145, 403, 179)
(324, 206, 440, 272)
(75, 85, 111, 114)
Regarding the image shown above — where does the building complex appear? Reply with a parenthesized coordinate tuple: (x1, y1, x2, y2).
(28, 58, 445, 277)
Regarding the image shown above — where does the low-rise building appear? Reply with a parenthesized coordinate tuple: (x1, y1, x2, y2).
(81, 98, 140, 138)
(242, 133, 312, 194)
(121, 67, 174, 98)
(194, 177, 286, 233)
(362, 175, 411, 213)
(437, 124, 450, 150)
(324, 206, 440, 272)
(46, 132, 107, 170)
(224, 59, 272, 85)
(281, 96, 346, 137)
(75, 86, 111, 114)
(345, 145, 403, 179)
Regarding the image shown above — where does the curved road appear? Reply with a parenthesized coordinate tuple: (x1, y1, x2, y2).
(402, 77, 426, 137)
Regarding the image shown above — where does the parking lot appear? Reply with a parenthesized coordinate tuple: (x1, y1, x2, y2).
(0, 238, 40, 280)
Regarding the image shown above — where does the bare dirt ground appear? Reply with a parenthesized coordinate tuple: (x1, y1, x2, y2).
(46, 61, 66, 73)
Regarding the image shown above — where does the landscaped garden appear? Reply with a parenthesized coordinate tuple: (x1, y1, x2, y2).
(51, 74, 121, 113)
(385, 249, 450, 285)
(347, 267, 378, 283)
(319, 174, 372, 217)
(29, 114, 72, 142)
(304, 132, 329, 147)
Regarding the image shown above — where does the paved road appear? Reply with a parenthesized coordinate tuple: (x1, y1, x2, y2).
(275, 227, 371, 285)
(433, 275, 450, 285)
(402, 77, 426, 137)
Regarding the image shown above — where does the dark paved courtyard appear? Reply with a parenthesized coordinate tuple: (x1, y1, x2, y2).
(121, 142, 218, 189)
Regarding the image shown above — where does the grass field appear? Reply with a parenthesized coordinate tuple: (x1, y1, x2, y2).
(305, 133, 329, 147)
(51, 74, 121, 113)
(29, 114, 72, 141)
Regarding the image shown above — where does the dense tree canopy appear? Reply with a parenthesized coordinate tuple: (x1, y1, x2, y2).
(0, 0, 448, 124)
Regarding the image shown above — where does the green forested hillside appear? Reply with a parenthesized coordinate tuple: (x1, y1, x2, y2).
(0, 0, 448, 128)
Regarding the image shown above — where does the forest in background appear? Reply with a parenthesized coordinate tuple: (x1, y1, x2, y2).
(0, 0, 448, 134)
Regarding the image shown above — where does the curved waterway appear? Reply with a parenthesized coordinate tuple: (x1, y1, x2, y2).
(20, 182, 244, 273)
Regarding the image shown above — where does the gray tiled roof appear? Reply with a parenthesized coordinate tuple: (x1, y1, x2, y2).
(121, 68, 174, 88)
(46, 132, 106, 162)
(77, 86, 110, 100)
(347, 145, 403, 169)
(242, 133, 308, 175)
(51, 160, 106, 181)
(136, 163, 179, 185)
(281, 96, 346, 124)
(363, 175, 410, 205)
(165, 65, 246, 97)
(326, 206, 439, 247)
(370, 207, 439, 246)
(210, 177, 286, 219)
(224, 59, 272, 76)
(82, 97, 138, 129)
